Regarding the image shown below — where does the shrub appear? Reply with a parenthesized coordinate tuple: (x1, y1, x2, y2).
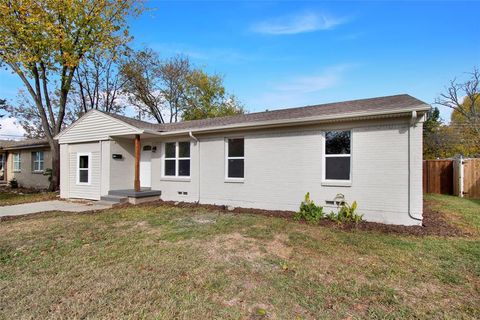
(9, 178, 18, 188)
(328, 200, 363, 224)
(294, 192, 324, 224)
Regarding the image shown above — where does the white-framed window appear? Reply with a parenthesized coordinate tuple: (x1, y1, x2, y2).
(323, 130, 351, 183)
(163, 142, 190, 177)
(225, 138, 244, 180)
(13, 153, 21, 172)
(31, 151, 44, 172)
(77, 153, 91, 185)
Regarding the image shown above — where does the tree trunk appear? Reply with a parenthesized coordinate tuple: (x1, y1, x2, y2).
(49, 140, 61, 191)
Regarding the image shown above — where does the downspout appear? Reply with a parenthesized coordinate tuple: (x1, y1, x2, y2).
(189, 131, 200, 203)
(408, 111, 422, 222)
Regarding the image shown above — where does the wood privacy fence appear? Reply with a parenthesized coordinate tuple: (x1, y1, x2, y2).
(424, 158, 480, 199)
(423, 160, 454, 195)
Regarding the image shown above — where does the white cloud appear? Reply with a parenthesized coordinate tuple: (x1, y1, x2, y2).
(251, 11, 348, 35)
(0, 117, 26, 140)
(248, 65, 352, 110)
(149, 43, 256, 64)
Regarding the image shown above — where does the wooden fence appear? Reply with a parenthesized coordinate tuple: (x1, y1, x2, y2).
(462, 158, 480, 199)
(423, 160, 454, 195)
(424, 158, 480, 199)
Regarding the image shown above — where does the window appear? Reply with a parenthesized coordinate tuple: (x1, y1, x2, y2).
(163, 142, 190, 177)
(226, 138, 244, 179)
(13, 153, 21, 172)
(323, 131, 351, 182)
(32, 151, 44, 172)
(77, 153, 90, 184)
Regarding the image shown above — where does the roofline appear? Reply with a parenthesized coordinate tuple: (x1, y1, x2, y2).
(2, 143, 50, 151)
(54, 109, 144, 140)
(152, 104, 431, 136)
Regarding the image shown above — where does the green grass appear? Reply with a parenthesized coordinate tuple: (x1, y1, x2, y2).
(0, 190, 57, 206)
(0, 195, 479, 319)
(425, 193, 480, 234)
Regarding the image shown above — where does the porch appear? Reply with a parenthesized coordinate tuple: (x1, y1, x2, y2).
(104, 134, 162, 205)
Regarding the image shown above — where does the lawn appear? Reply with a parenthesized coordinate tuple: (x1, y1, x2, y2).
(0, 189, 57, 206)
(0, 194, 479, 319)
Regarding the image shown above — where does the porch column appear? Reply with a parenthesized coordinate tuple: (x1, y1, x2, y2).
(134, 134, 141, 192)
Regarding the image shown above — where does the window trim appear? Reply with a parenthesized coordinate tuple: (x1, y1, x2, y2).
(76, 152, 92, 185)
(13, 153, 21, 172)
(32, 151, 45, 173)
(321, 130, 352, 186)
(225, 137, 245, 183)
(161, 141, 191, 180)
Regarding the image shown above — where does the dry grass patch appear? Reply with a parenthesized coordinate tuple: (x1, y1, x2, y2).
(0, 189, 57, 206)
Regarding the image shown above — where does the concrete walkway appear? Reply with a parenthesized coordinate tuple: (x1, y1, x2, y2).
(0, 200, 112, 217)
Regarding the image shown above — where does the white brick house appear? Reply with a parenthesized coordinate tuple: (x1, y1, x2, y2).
(55, 94, 430, 225)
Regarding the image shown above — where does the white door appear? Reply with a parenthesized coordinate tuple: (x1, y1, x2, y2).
(140, 145, 152, 188)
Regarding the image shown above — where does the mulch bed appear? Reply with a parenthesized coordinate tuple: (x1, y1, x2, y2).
(131, 199, 471, 237)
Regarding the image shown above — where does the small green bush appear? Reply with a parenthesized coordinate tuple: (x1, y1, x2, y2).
(294, 192, 324, 224)
(328, 200, 363, 224)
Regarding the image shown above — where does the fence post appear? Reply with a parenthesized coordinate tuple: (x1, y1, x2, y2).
(458, 156, 464, 198)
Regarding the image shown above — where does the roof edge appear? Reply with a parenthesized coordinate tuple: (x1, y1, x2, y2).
(158, 104, 430, 136)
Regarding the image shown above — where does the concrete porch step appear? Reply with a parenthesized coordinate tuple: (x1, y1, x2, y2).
(100, 195, 128, 204)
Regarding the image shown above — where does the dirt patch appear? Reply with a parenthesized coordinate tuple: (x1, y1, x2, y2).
(204, 232, 292, 263)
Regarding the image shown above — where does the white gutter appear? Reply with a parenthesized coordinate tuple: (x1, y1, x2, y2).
(408, 110, 422, 222)
(157, 104, 431, 137)
(189, 131, 201, 203)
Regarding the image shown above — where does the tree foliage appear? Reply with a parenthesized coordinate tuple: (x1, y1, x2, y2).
(435, 67, 480, 146)
(121, 49, 244, 123)
(0, 0, 143, 189)
(425, 67, 480, 159)
(181, 70, 244, 121)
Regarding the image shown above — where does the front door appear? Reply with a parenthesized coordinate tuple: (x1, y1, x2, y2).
(140, 145, 152, 188)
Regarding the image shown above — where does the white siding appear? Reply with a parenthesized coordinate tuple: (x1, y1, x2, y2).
(60, 144, 69, 198)
(109, 138, 135, 191)
(100, 140, 110, 196)
(57, 111, 140, 144)
(67, 142, 101, 200)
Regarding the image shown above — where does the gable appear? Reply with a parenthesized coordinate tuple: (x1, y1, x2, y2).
(56, 111, 142, 144)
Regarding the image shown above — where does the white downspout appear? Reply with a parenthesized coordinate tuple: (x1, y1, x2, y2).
(408, 111, 422, 222)
(189, 131, 200, 203)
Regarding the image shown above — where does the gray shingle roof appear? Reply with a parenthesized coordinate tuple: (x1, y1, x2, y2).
(102, 94, 429, 133)
(0, 139, 49, 150)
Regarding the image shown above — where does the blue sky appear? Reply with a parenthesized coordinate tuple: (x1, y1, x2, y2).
(1, 0, 479, 136)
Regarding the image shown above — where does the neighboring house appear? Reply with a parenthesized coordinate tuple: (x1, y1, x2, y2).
(55, 94, 430, 226)
(0, 139, 52, 189)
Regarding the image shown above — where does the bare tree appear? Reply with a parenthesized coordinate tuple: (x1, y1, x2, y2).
(121, 49, 243, 123)
(72, 49, 128, 116)
(159, 56, 190, 122)
(435, 67, 480, 144)
(121, 49, 166, 123)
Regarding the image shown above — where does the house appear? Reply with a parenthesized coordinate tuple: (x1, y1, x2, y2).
(0, 139, 52, 189)
(55, 94, 430, 226)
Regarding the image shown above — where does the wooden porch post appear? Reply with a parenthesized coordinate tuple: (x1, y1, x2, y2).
(134, 134, 141, 192)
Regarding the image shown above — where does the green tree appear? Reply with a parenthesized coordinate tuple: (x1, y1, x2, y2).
(0, 0, 143, 190)
(182, 70, 244, 121)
